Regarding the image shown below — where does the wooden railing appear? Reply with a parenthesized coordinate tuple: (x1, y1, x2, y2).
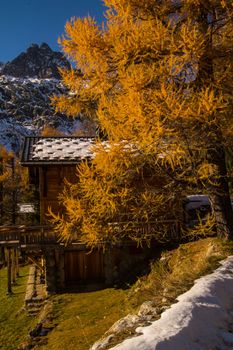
(0, 219, 182, 248)
(108, 219, 182, 241)
(0, 225, 58, 246)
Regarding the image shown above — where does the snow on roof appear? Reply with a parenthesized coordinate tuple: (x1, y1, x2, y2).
(110, 256, 233, 350)
(186, 195, 210, 203)
(21, 136, 95, 165)
(21, 137, 139, 166)
(185, 195, 210, 211)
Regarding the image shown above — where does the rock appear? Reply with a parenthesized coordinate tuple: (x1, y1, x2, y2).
(138, 300, 158, 319)
(90, 314, 141, 350)
(0, 43, 93, 152)
(39, 327, 53, 336)
(160, 305, 170, 312)
(90, 334, 115, 350)
(1, 43, 70, 79)
(0, 75, 80, 152)
(221, 331, 233, 345)
(29, 322, 42, 337)
(108, 314, 141, 333)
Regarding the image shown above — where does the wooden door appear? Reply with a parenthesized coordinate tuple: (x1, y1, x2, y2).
(65, 250, 104, 285)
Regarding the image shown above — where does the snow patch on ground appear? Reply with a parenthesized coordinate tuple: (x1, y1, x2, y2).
(110, 257, 233, 350)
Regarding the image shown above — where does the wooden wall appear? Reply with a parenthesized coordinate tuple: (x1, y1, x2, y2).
(39, 165, 77, 224)
(64, 250, 104, 285)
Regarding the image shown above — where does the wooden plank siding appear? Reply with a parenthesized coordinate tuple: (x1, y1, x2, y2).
(64, 250, 104, 285)
(39, 165, 78, 224)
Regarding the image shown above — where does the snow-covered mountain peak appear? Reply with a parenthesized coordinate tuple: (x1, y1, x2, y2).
(0, 44, 81, 153)
(0, 43, 70, 79)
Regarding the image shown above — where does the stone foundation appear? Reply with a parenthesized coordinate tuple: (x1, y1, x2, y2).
(43, 244, 153, 294)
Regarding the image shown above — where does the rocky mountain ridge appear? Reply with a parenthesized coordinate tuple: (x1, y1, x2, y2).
(1, 43, 70, 79)
(0, 44, 80, 153)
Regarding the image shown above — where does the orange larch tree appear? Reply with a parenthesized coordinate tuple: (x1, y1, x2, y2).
(0, 146, 33, 225)
(52, 0, 233, 246)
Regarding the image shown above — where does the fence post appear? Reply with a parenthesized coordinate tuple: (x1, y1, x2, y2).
(12, 248, 17, 284)
(7, 248, 12, 294)
(16, 248, 19, 277)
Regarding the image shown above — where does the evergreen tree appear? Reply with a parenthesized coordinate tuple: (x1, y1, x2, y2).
(0, 145, 34, 225)
(0, 146, 13, 224)
(52, 0, 233, 245)
(40, 125, 65, 136)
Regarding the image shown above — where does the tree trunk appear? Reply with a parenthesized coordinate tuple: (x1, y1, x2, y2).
(0, 158, 3, 224)
(195, 6, 233, 239)
(207, 146, 233, 240)
(11, 158, 16, 225)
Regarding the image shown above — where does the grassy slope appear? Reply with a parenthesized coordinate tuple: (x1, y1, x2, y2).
(39, 288, 129, 350)
(0, 265, 37, 350)
(0, 238, 232, 350)
(128, 237, 233, 310)
(39, 237, 233, 350)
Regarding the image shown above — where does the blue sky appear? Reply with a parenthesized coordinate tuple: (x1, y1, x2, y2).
(0, 0, 105, 62)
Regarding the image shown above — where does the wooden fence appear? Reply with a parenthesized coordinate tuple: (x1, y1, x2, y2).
(0, 225, 59, 294)
(108, 219, 182, 242)
(0, 225, 58, 246)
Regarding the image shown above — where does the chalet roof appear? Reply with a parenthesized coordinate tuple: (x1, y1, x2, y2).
(21, 136, 95, 165)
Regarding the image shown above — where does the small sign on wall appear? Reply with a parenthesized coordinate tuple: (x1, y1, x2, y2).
(18, 203, 35, 213)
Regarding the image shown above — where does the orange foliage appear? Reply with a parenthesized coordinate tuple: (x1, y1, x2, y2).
(40, 126, 65, 136)
(51, 1, 233, 245)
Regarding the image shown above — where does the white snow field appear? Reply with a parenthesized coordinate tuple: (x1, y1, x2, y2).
(110, 256, 233, 350)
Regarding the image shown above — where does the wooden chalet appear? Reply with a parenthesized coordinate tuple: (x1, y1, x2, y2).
(21, 136, 95, 224)
(17, 136, 151, 294)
